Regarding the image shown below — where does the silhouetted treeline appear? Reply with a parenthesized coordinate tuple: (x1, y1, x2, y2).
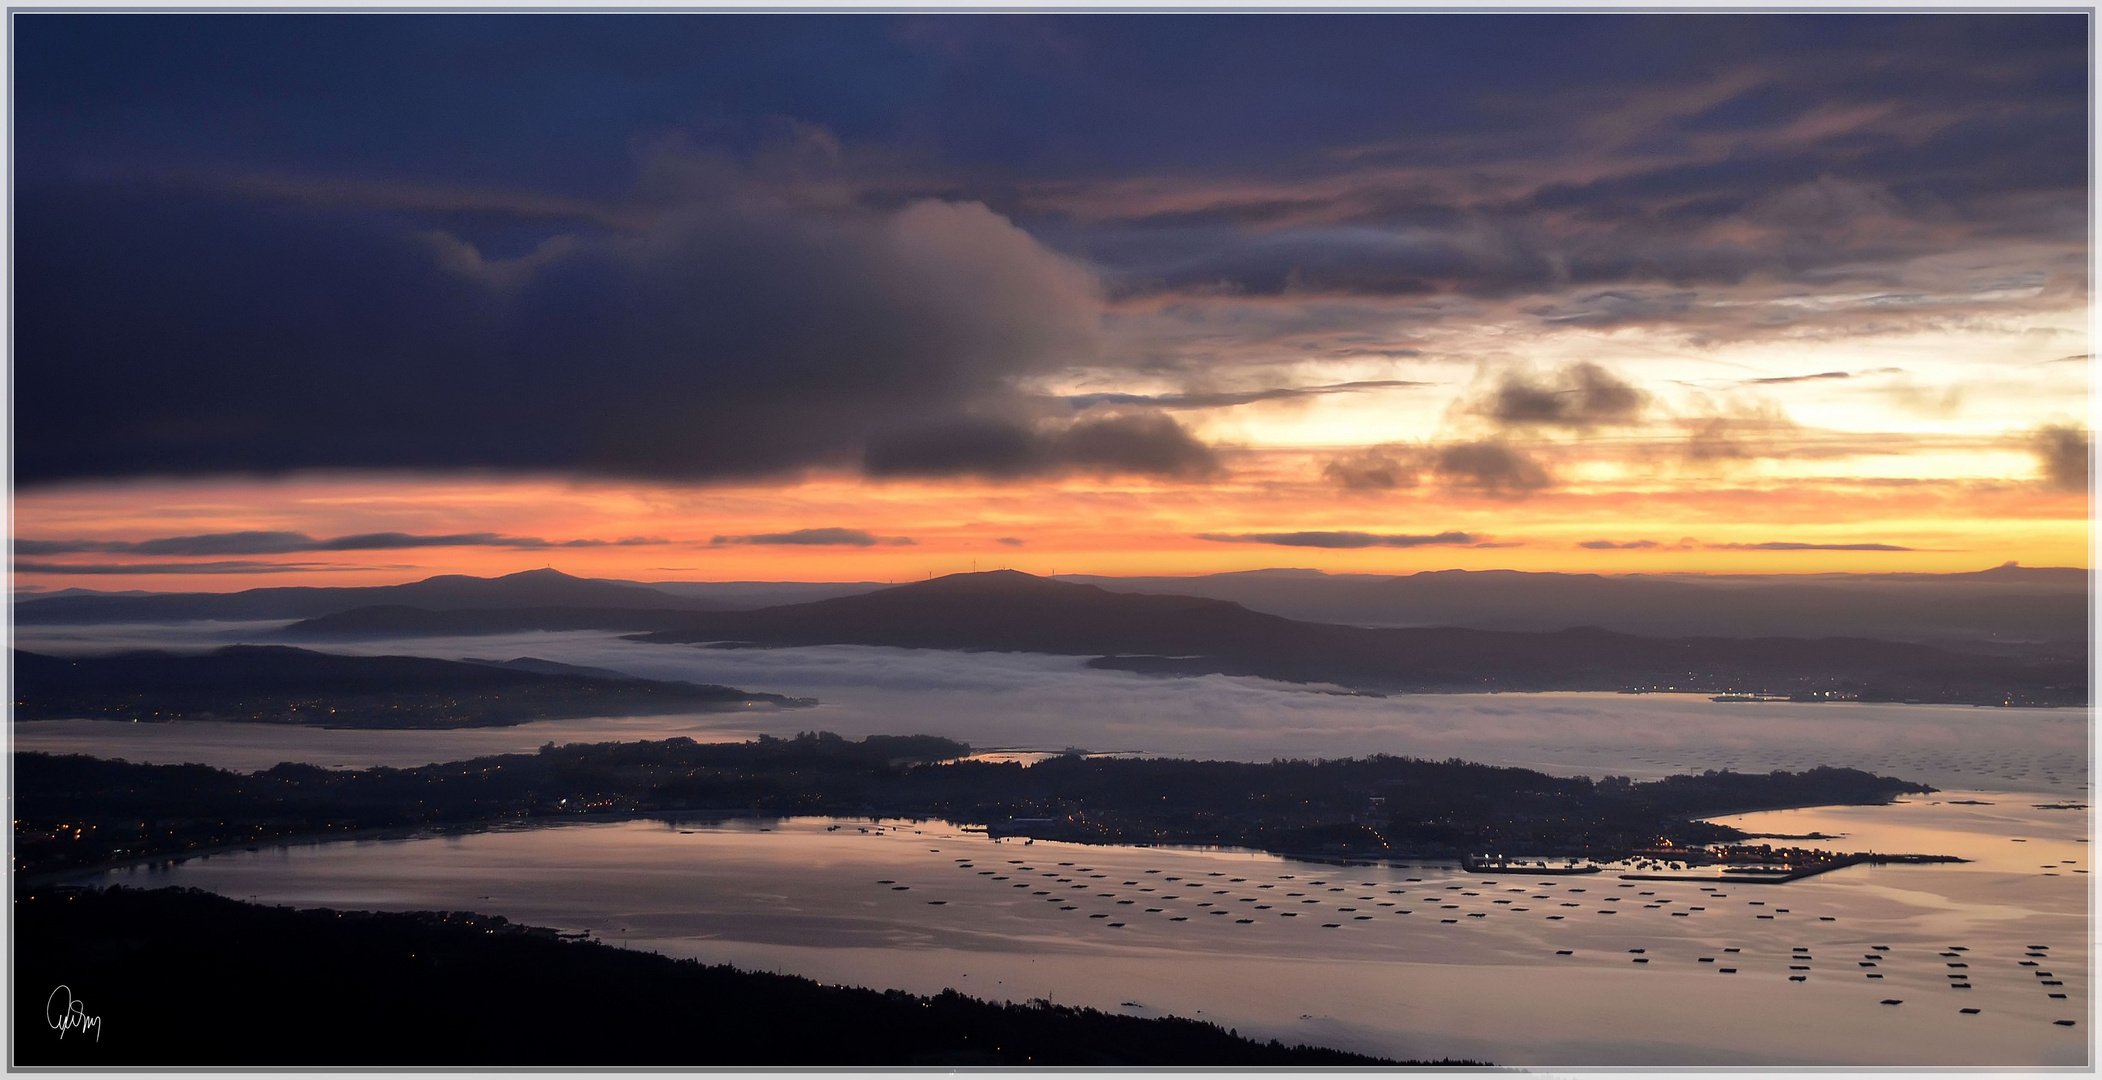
(18, 886, 1439, 1066)
(16, 732, 1929, 876)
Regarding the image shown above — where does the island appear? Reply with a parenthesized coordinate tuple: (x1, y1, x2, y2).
(16, 733, 1951, 1067)
(16, 732, 1937, 880)
(12, 645, 812, 728)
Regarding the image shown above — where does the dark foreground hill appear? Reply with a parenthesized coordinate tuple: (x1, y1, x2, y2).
(17, 886, 1428, 1066)
(12, 645, 810, 728)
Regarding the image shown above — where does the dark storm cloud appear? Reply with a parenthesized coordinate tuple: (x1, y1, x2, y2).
(14, 531, 661, 556)
(1485, 363, 1647, 428)
(15, 176, 1110, 485)
(864, 412, 1220, 480)
(711, 528, 915, 547)
(1431, 441, 1554, 496)
(12, 14, 2085, 484)
(2033, 424, 2089, 493)
(1066, 379, 1429, 411)
(1095, 227, 1468, 298)
(1025, 21, 2084, 313)
(1706, 542, 1914, 552)
(1197, 531, 1481, 549)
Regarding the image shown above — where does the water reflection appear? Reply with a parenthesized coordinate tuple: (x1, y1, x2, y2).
(92, 797, 2087, 1067)
(13, 629, 2090, 794)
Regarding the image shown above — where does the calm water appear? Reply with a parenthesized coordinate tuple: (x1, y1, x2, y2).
(86, 795, 2086, 1067)
(12, 626, 2091, 795)
(22, 621, 2093, 1064)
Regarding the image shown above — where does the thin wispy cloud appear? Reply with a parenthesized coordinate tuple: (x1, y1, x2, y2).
(15, 531, 665, 556)
(1197, 530, 1482, 549)
(1744, 371, 1850, 385)
(1705, 542, 1914, 552)
(712, 528, 916, 547)
(1065, 379, 1430, 411)
(12, 559, 386, 575)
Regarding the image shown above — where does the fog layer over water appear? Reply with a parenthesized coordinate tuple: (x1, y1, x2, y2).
(13, 624, 2090, 796)
(88, 796, 2088, 1067)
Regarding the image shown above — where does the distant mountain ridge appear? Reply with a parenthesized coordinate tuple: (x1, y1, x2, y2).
(21, 569, 2084, 704)
(1057, 565, 2088, 643)
(21, 564, 2083, 644)
(13, 568, 717, 623)
(607, 571, 2079, 704)
(277, 571, 2085, 705)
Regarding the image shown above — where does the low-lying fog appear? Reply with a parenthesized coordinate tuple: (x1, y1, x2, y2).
(12, 622, 2090, 795)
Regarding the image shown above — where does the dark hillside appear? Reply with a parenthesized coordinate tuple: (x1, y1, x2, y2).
(17, 886, 1422, 1066)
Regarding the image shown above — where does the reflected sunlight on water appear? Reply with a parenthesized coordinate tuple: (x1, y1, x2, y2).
(86, 796, 2088, 1067)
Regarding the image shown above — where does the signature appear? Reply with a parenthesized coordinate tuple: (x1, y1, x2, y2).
(45, 986, 103, 1042)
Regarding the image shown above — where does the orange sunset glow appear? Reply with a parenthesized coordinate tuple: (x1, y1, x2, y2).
(10, 14, 2095, 1071)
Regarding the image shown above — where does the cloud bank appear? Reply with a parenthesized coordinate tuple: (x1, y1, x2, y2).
(18, 179, 1133, 485)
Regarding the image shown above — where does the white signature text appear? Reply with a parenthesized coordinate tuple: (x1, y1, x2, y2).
(45, 986, 103, 1042)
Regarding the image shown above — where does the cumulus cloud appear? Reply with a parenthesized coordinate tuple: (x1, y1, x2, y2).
(711, 528, 915, 547)
(864, 412, 1220, 480)
(1431, 440, 1554, 496)
(1196, 530, 1482, 549)
(14, 18, 2084, 487)
(14, 531, 661, 556)
(1323, 439, 1562, 497)
(2033, 424, 2089, 492)
(1322, 444, 1425, 491)
(17, 168, 1118, 485)
(1484, 362, 1647, 428)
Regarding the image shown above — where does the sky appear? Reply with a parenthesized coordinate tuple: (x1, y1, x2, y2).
(11, 13, 2092, 589)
